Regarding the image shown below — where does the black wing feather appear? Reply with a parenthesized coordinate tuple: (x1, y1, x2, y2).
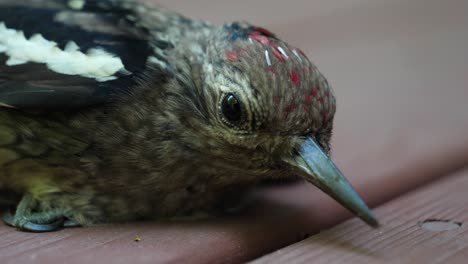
(0, 3, 152, 109)
(0, 54, 128, 108)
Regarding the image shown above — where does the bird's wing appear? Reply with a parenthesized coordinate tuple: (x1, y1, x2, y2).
(0, 1, 154, 109)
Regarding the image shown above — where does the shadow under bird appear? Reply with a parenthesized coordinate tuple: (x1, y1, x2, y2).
(0, 0, 378, 232)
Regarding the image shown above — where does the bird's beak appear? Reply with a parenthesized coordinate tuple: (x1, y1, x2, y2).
(284, 137, 379, 227)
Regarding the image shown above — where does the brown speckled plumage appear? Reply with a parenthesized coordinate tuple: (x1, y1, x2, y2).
(0, 0, 377, 231)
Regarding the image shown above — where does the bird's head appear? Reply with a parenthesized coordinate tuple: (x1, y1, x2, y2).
(164, 22, 377, 226)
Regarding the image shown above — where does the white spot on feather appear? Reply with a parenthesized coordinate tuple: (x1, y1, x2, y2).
(0, 103, 16, 108)
(265, 50, 271, 66)
(65, 41, 80, 52)
(68, 0, 86, 10)
(6, 58, 27, 66)
(292, 49, 302, 62)
(147, 56, 167, 69)
(0, 22, 130, 82)
(277, 46, 289, 60)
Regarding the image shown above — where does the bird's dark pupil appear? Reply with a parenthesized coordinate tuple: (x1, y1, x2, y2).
(222, 94, 242, 122)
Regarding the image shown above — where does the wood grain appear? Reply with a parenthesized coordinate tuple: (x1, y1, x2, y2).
(251, 169, 468, 264)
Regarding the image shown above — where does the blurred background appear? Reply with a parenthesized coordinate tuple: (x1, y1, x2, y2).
(154, 0, 468, 169)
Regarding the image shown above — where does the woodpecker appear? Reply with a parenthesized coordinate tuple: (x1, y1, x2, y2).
(0, 0, 378, 232)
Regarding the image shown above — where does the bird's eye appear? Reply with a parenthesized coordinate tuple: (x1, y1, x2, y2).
(221, 93, 243, 125)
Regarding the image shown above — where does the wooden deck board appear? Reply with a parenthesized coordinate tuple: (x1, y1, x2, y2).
(252, 169, 468, 264)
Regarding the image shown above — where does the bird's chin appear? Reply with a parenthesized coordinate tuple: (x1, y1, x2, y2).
(258, 174, 303, 186)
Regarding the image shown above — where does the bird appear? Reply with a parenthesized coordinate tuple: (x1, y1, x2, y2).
(0, 0, 378, 232)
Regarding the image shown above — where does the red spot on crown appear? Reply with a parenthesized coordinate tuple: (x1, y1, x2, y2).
(319, 96, 324, 104)
(283, 104, 297, 119)
(254, 27, 276, 37)
(267, 66, 277, 75)
(290, 71, 301, 87)
(249, 32, 270, 45)
(325, 90, 330, 99)
(305, 94, 313, 104)
(323, 112, 329, 122)
(272, 48, 286, 62)
(272, 95, 281, 104)
(303, 105, 310, 113)
(269, 41, 278, 49)
(225, 51, 240, 62)
(285, 104, 297, 112)
(311, 87, 318, 97)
